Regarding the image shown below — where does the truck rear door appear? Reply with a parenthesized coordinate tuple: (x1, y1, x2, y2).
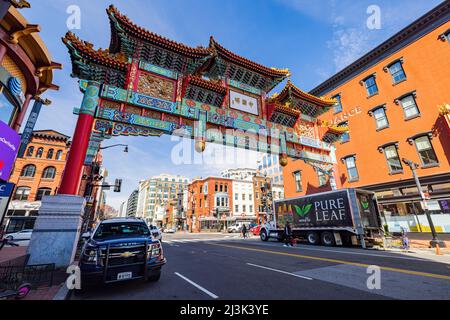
(355, 191, 381, 228)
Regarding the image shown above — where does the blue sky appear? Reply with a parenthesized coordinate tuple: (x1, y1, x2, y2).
(19, 0, 442, 210)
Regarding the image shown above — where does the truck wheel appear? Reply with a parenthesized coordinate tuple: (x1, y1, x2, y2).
(307, 232, 320, 245)
(260, 230, 268, 242)
(148, 270, 161, 282)
(321, 232, 335, 246)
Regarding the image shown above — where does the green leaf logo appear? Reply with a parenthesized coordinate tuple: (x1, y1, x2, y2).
(361, 201, 369, 210)
(294, 204, 313, 217)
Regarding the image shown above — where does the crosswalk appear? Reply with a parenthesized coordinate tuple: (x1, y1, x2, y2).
(162, 235, 258, 245)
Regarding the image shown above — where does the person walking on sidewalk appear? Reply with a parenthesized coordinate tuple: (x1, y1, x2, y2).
(284, 221, 292, 247)
(242, 224, 248, 239)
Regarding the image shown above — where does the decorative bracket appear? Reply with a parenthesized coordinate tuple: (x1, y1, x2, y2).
(9, 24, 40, 44)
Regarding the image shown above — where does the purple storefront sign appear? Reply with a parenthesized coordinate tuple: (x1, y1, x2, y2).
(0, 120, 20, 181)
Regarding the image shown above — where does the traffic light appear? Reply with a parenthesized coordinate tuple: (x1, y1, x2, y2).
(114, 179, 122, 192)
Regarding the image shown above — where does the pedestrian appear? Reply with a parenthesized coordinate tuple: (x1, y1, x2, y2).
(284, 221, 292, 247)
(242, 224, 247, 239)
(401, 227, 409, 251)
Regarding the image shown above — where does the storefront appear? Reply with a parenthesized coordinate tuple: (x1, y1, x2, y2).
(370, 173, 450, 233)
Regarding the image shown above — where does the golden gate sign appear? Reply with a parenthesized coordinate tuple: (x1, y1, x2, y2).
(58, 5, 346, 195)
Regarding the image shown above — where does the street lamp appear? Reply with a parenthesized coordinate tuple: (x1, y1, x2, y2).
(100, 144, 129, 153)
(402, 158, 445, 248)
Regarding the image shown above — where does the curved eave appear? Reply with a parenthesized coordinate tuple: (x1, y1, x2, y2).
(209, 36, 290, 80)
(107, 5, 211, 59)
(277, 80, 336, 107)
(62, 32, 128, 73)
(3, 7, 60, 93)
(188, 76, 227, 95)
(273, 104, 300, 117)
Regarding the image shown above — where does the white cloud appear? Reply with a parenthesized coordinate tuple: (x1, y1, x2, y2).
(327, 27, 370, 71)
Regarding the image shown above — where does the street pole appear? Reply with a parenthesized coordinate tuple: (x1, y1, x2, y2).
(402, 158, 445, 248)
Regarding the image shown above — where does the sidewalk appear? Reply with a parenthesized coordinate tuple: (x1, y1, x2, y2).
(0, 245, 68, 300)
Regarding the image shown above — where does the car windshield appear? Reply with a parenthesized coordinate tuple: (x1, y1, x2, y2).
(93, 223, 150, 240)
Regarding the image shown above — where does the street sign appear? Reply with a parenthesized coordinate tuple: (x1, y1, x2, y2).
(0, 120, 20, 181)
(0, 182, 14, 229)
(17, 99, 44, 158)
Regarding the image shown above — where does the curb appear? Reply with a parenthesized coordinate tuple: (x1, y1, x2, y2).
(53, 283, 71, 300)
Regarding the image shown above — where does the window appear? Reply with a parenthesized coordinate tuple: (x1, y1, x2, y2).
(21, 164, 36, 177)
(383, 145, 403, 173)
(46, 149, 54, 159)
(344, 156, 359, 181)
(14, 187, 30, 201)
(42, 166, 56, 179)
(317, 170, 328, 187)
(373, 107, 389, 130)
(399, 95, 420, 119)
(414, 136, 438, 166)
(224, 184, 228, 192)
(235, 205, 239, 212)
(0, 85, 19, 125)
(26, 147, 34, 157)
(332, 94, 342, 113)
(36, 148, 43, 158)
(242, 205, 246, 213)
(293, 171, 302, 192)
(36, 188, 52, 201)
(364, 76, 378, 96)
(249, 194, 252, 201)
(242, 194, 246, 200)
(215, 183, 218, 192)
(235, 193, 238, 200)
(388, 61, 406, 84)
(249, 205, 253, 213)
(339, 121, 350, 143)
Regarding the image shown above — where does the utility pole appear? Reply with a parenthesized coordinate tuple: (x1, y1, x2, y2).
(402, 158, 445, 248)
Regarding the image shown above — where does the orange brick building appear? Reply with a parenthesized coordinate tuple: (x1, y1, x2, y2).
(187, 177, 233, 232)
(4, 130, 70, 232)
(283, 2, 450, 233)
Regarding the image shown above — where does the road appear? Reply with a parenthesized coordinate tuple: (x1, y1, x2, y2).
(72, 232, 450, 300)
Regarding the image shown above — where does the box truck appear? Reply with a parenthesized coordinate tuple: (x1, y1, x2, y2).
(259, 189, 383, 248)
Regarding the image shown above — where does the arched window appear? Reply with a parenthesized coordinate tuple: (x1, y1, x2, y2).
(56, 150, 63, 160)
(35, 188, 52, 201)
(47, 149, 54, 159)
(20, 164, 36, 177)
(26, 146, 34, 157)
(36, 148, 43, 158)
(42, 166, 56, 179)
(14, 187, 31, 201)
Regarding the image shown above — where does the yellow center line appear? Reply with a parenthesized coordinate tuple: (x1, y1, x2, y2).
(209, 243, 450, 281)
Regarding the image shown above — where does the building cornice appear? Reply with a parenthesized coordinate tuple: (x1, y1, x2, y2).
(310, 1, 450, 96)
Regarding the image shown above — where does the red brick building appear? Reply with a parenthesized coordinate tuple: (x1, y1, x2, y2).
(187, 177, 233, 233)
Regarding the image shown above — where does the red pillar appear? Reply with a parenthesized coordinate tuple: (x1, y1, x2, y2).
(59, 81, 100, 195)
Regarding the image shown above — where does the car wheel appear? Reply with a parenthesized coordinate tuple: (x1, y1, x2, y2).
(260, 230, 268, 242)
(147, 270, 161, 282)
(307, 232, 320, 245)
(321, 231, 336, 246)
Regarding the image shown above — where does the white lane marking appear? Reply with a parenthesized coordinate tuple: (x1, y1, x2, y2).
(246, 263, 313, 281)
(174, 272, 219, 299)
(249, 241, 427, 261)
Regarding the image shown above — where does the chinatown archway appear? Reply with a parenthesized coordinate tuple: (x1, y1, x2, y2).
(58, 5, 346, 196)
